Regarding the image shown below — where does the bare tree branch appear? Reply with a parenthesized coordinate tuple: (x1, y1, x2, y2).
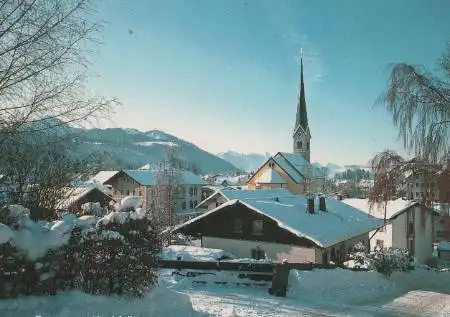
(0, 0, 117, 144)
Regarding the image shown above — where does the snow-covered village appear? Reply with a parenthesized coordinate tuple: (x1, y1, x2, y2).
(0, 1, 450, 316)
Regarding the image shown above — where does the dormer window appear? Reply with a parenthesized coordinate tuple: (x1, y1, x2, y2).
(297, 141, 302, 149)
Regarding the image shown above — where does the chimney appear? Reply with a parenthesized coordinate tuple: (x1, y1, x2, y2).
(319, 196, 326, 212)
(307, 197, 315, 214)
(275, 197, 279, 202)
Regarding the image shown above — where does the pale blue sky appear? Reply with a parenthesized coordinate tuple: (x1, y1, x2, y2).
(90, 0, 450, 166)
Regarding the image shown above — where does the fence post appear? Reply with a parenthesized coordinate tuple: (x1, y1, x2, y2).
(268, 262, 290, 297)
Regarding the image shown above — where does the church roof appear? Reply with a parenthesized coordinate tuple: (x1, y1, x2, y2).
(256, 168, 287, 184)
(295, 58, 309, 133)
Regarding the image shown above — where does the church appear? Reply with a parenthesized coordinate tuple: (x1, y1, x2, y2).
(247, 59, 325, 194)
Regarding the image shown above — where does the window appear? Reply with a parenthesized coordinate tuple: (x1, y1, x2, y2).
(233, 218, 243, 234)
(251, 248, 266, 260)
(126, 190, 130, 196)
(251, 220, 263, 236)
(306, 142, 310, 150)
(194, 187, 198, 196)
(408, 238, 415, 256)
(376, 239, 384, 250)
(182, 201, 186, 210)
(194, 200, 198, 207)
(181, 187, 186, 197)
(297, 141, 302, 149)
(189, 187, 193, 197)
(408, 222, 414, 237)
(189, 201, 193, 209)
(138, 190, 142, 196)
(268, 161, 274, 168)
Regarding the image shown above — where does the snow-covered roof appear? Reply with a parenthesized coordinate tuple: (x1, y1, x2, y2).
(90, 171, 119, 184)
(196, 188, 292, 209)
(177, 194, 384, 248)
(256, 168, 286, 184)
(273, 154, 303, 182)
(342, 198, 417, 220)
(123, 170, 206, 186)
(57, 185, 112, 210)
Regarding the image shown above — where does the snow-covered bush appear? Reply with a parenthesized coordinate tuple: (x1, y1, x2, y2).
(0, 204, 162, 298)
(368, 247, 413, 278)
(80, 202, 105, 217)
(346, 242, 371, 270)
(346, 243, 413, 277)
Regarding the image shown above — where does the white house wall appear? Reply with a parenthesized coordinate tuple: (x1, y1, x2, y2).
(412, 206, 434, 263)
(369, 223, 393, 251)
(391, 206, 433, 264)
(202, 236, 318, 263)
(392, 213, 408, 250)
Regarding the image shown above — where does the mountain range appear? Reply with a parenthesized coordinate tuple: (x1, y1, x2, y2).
(25, 120, 368, 177)
(217, 151, 369, 177)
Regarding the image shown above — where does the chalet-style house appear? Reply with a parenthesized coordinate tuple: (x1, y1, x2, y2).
(343, 198, 438, 264)
(196, 188, 293, 212)
(57, 186, 115, 214)
(104, 169, 205, 216)
(173, 193, 383, 264)
(247, 59, 325, 194)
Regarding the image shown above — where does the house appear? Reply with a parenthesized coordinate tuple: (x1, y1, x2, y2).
(104, 169, 206, 218)
(57, 186, 115, 214)
(343, 198, 438, 263)
(246, 59, 326, 195)
(431, 203, 450, 242)
(173, 193, 383, 264)
(196, 188, 293, 212)
(247, 152, 326, 194)
(403, 168, 450, 203)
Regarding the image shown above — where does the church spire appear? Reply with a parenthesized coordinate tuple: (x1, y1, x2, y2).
(295, 57, 309, 132)
(293, 55, 311, 162)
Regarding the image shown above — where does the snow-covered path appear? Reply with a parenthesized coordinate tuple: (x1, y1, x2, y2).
(165, 268, 450, 317)
(178, 286, 450, 317)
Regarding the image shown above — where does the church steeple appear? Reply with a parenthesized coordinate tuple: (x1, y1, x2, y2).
(295, 58, 309, 132)
(293, 57, 311, 162)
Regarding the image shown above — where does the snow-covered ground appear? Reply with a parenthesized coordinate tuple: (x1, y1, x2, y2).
(165, 268, 450, 317)
(2, 244, 450, 316)
(1, 267, 450, 316)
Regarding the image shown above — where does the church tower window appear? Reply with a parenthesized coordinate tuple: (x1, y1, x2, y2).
(307, 142, 310, 150)
(297, 141, 302, 149)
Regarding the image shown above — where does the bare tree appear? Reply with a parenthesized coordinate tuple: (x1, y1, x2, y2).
(148, 145, 183, 230)
(378, 44, 450, 163)
(0, 132, 102, 218)
(0, 0, 116, 144)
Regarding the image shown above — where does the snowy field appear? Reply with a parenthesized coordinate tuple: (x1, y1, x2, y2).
(1, 245, 450, 316)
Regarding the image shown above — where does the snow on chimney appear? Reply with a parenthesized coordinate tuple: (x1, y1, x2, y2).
(319, 196, 326, 212)
(307, 197, 315, 214)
